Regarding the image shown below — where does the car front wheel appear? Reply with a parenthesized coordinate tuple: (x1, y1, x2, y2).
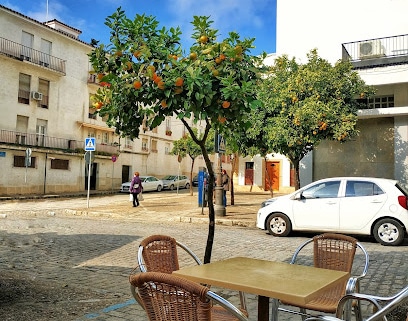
(169, 184, 175, 191)
(185, 183, 190, 189)
(266, 213, 292, 237)
(157, 185, 162, 192)
(373, 218, 405, 246)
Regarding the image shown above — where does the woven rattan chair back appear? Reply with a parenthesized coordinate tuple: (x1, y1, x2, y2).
(130, 272, 248, 321)
(139, 234, 180, 273)
(313, 233, 357, 272)
(131, 272, 211, 321)
(278, 233, 368, 320)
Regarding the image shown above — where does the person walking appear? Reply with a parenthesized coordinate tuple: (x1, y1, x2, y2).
(130, 171, 143, 207)
(222, 169, 229, 207)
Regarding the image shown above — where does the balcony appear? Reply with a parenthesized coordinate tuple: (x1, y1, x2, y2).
(342, 34, 408, 69)
(0, 37, 66, 75)
(0, 129, 119, 155)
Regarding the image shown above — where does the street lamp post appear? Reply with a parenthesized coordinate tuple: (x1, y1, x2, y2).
(214, 132, 226, 217)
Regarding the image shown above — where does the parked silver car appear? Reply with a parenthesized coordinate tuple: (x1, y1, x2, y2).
(120, 176, 163, 193)
(162, 175, 190, 190)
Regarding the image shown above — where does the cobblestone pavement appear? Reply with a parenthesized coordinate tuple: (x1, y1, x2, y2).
(0, 191, 407, 320)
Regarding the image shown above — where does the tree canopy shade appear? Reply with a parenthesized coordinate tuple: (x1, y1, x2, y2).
(88, 8, 265, 263)
(249, 50, 375, 189)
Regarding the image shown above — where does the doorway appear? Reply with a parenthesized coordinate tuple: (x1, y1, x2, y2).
(85, 163, 97, 190)
(265, 161, 280, 191)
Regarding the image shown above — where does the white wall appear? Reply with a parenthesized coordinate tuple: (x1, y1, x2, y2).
(276, 0, 408, 63)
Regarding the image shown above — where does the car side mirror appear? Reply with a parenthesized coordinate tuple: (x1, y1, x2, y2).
(294, 192, 305, 200)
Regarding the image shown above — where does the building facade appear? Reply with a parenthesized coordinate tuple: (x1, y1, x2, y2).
(273, 0, 408, 188)
(0, 5, 210, 196)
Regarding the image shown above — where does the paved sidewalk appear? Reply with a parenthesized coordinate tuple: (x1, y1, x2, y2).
(0, 190, 407, 321)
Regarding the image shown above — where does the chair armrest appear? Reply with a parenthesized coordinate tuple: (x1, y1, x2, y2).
(304, 316, 344, 321)
(176, 240, 203, 265)
(290, 238, 314, 264)
(207, 290, 249, 320)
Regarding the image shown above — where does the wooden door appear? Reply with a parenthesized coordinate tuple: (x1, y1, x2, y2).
(265, 161, 280, 191)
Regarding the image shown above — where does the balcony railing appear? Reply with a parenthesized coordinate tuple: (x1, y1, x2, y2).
(0, 129, 119, 155)
(0, 37, 66, 74)
(342, 34, 408, 69)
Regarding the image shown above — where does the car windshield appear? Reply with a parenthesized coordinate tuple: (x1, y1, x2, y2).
(162, 175, 176, 180)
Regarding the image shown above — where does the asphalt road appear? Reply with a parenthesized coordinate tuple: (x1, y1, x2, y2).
(0, 192, 407, 320)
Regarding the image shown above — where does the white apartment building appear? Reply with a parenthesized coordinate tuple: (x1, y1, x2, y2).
(0, 5, 208, 196)
(272, 0, 408, 188)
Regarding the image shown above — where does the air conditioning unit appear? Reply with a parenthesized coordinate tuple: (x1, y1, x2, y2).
(31, 91, 43, 100)
(359, 40, 385, 59)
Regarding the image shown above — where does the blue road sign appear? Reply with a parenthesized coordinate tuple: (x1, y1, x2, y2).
(85, 137, 96, 151)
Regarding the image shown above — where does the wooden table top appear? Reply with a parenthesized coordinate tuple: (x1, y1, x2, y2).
(173, 256, 350, 306)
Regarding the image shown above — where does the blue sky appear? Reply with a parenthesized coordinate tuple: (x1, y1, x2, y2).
(0, 0, 276, 55)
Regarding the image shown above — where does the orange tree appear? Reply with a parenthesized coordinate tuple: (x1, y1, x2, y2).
(245, 49, 374, 189)
(89, 8, 264, 263)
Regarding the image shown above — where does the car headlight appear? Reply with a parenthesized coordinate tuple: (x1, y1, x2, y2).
(261, 198, 276, 208)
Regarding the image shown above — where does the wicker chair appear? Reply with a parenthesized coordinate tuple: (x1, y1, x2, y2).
(134, 234, 248, 316)
(303, 284, 408, 321)
(278, 233, 369, 321)
(130, 271, 248, 321)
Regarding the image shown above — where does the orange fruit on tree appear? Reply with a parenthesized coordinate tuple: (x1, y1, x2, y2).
(215, 57, 222, 64)
(97, 73, 104, 80)
(93, 101, 103, 110)
(218, 116, 226, 123)
(147, 65, 156, 76)
(125, 61, 132, 70)
(219, 54, 226, 61)
(174, 87, 183, 94)
(175, 77, 184, 87)
(133, 50, 141, 59)
(190, 52, 197, 60)
(160, 100, 167, 108)
(222, 101, 231, 109)
(157, 80, 165, 90)
(212, 68, 219, 77)
(133, 80, 142, 90)
(154, 75, 162, 84)
(199, 35, 209, 44)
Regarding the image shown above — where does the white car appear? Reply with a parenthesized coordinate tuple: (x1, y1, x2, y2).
(120, 176, 163, 193)
(256, 177, 408, 246)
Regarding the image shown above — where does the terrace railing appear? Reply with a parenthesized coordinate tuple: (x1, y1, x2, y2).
(0, 37, 66, 74)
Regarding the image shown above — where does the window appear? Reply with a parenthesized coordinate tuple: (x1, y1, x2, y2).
(346, 181, 384, 197)
(18, 73, 30, 104)
(165, 117, 171, 132)
(40, 39, 51, 67)
(151, 140, 158, 153)
(36, 119, 47, 147)
(302, 181, 340, 199)
(38, 79, 49, 108)
(124, 137, 132, 149)
(368, 96, 394, 109)
(21, 31, 33, 61)
(142, 138, 148, 151)
(14, 155, 36, 168)
(102, 132, 109, 144)
(16, 115, 28, 144)
(165, 143, 170, 155)
(51, 159, 69, 170)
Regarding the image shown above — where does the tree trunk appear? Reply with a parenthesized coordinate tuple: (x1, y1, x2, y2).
(292, 159, 301, 190)
(199, 142, 215, 264)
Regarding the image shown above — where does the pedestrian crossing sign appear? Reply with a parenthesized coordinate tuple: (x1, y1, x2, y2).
(85, 137, 96, 151)
(218, 135, 226, 153)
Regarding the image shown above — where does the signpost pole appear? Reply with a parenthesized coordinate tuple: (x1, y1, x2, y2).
(87, 151, 91, 208)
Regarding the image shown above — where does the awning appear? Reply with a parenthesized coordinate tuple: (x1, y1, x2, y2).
(77, 121, 115, 132)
